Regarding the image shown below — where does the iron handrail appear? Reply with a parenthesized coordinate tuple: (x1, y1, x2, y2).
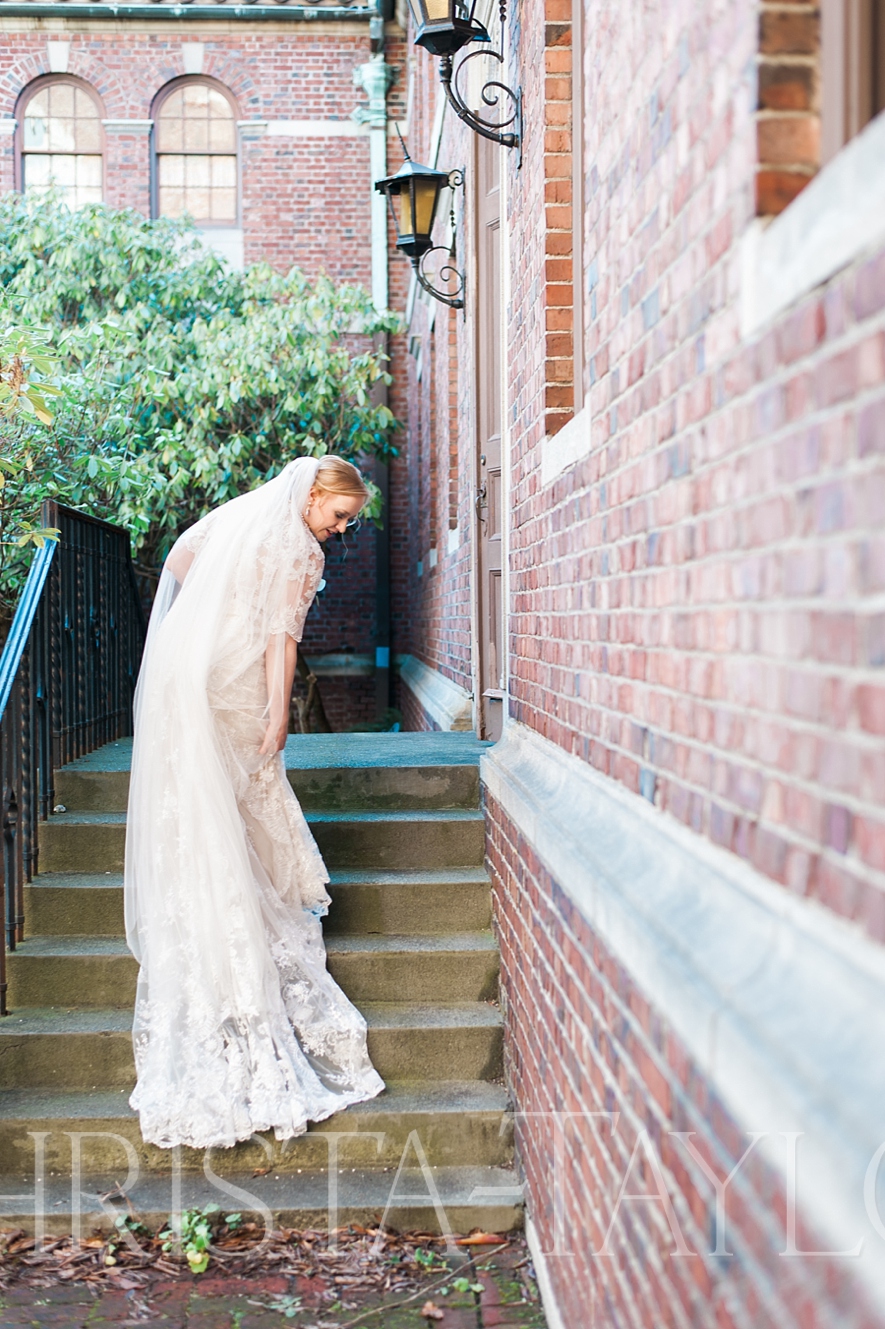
(0, 540, 55, 721)
(0, 502, 145, 1015)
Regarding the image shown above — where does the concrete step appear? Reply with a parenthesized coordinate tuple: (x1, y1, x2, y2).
(0, 1163, 523, 1238)
(0, 1002, 503, 1088)
(54, 733, 488, 814)
(5, 934, 499, 1008)
(325, 933, 498, 1003)
(38, 810, 486, 874)
(23, 869, 492, 938)
(5, 937, 134, 1009)
(299, 869, 494, 936)
(0, 1081, 514, 1174)
(23, 874, 123, 938)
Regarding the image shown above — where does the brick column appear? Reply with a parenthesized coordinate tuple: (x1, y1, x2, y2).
(756, 0, 821, 214)
(543, 7, 576, 436)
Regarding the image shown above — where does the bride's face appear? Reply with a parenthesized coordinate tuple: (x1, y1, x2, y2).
(305, 487, 364, 542)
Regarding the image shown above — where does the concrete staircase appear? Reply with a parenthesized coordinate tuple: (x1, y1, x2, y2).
(0, 733, 522, 1236)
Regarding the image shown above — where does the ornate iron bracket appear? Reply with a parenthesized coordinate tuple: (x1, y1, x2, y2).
(413, 246, 466, 310)
(438, 1, 521, 159)
(413, 168, 466, 310)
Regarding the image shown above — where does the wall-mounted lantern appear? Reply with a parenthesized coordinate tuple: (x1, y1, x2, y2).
(405, 0, 521, 156)
(375, 145, 465, 310)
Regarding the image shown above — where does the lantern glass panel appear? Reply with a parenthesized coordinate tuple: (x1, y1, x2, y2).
(396, 188, 414, 240)
(425, 0, 452, 20)
(413, 176, 441, 238)
(398, 176, 441, 241)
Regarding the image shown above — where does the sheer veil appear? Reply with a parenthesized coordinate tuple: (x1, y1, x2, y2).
(123, 456, 384, 1149)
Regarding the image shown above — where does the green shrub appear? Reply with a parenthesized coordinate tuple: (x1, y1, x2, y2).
(0, 192, 401, 619)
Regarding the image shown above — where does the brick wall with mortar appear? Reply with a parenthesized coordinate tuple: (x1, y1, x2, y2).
(0, 29, 385, 274)
(388, 61, 477, 707)
(400, 0, 885, 1321)
(0, 19, 412, 731)
(757, 0, 821, 214)
(397, 293, 476, 699)
(487, 790, 885, 1329)
(505, 0, 885, 945)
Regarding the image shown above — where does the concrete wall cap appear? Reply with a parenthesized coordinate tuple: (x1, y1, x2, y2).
(399, 654, 473, 732)
(483, 720, 885, 1302)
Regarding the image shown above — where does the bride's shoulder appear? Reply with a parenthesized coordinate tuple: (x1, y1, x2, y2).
(173, 508, 219, 555)
(257, 515, 324, 575)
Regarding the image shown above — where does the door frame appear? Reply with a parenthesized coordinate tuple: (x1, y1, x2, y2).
(469, 134, 509, 741)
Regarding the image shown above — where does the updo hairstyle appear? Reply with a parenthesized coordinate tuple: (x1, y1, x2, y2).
(312, 455, 370, 506)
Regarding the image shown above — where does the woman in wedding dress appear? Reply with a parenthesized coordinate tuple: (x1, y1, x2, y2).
(123, 454, 385, 1149)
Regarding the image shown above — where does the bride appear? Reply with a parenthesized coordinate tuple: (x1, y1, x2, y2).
(123, 454, 385, 1149)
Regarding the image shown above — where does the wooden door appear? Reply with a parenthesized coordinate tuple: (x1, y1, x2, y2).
(474, 137, 503, 741)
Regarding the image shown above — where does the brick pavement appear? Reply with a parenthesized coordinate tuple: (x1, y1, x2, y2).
(0, 1242, 546, 1329)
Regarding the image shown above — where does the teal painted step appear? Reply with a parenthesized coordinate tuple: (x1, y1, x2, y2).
(0, 1002, 503, 1088)
(54, 732, 489, 813)
(0, 1165, 523, 1238)
(23, 869, 493, 938)
(0, 1081, 513, 1174)
(38, 810, 486, 874)
(6, 933, 499, 1008)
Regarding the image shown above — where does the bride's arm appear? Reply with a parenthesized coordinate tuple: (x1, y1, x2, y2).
(259, 539, 323, 755)
(165, 543, 194, 584)
(164, 509, 219, 585)
(259, 632, 298, 755)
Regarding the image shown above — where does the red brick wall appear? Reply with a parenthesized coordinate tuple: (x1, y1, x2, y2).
(389, 74, 477, 704)
(398, 294, 475, 699)
(757, 0, 821, 214)
(399, 682, 442, 733)
(506, 0, 885, 943)
(540, 0, 578, 434)
(486, 792, 882, 1329)
(0, 29, 377, 280)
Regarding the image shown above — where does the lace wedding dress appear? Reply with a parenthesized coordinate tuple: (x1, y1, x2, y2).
(123, 457, 385, 1149)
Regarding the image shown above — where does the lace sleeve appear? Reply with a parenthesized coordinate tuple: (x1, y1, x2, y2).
(264, 538, 324, 736)
(268, 538, 325, 643)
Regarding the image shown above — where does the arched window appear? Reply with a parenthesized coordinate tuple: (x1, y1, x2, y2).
(153, 79, 238, 226)
(18, 77, 103, 208)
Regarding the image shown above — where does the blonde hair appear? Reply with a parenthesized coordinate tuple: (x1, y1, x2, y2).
(313, 454, 370, 504)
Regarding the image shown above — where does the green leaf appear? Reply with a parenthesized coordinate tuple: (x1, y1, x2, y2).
(0, 191, 401, 618)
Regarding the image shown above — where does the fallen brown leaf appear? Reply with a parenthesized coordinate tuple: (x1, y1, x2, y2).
(6, 1236, 35, 1255)
(420, 1301, 445, 1320)
(455, 1232, 507, 1245)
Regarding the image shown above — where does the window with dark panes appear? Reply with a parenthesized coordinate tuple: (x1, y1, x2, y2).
(21, 81, 103, 208)
(155, 83, 238, 225)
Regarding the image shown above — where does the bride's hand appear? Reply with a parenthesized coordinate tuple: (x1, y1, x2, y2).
(258, 719, 288, 755)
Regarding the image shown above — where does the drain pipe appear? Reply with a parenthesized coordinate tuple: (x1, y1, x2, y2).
(353, 48, 395, 721)
(353, 51, 393, 313)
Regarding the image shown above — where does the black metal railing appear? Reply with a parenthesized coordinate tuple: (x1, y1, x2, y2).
(0, 502, 145, 1015)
